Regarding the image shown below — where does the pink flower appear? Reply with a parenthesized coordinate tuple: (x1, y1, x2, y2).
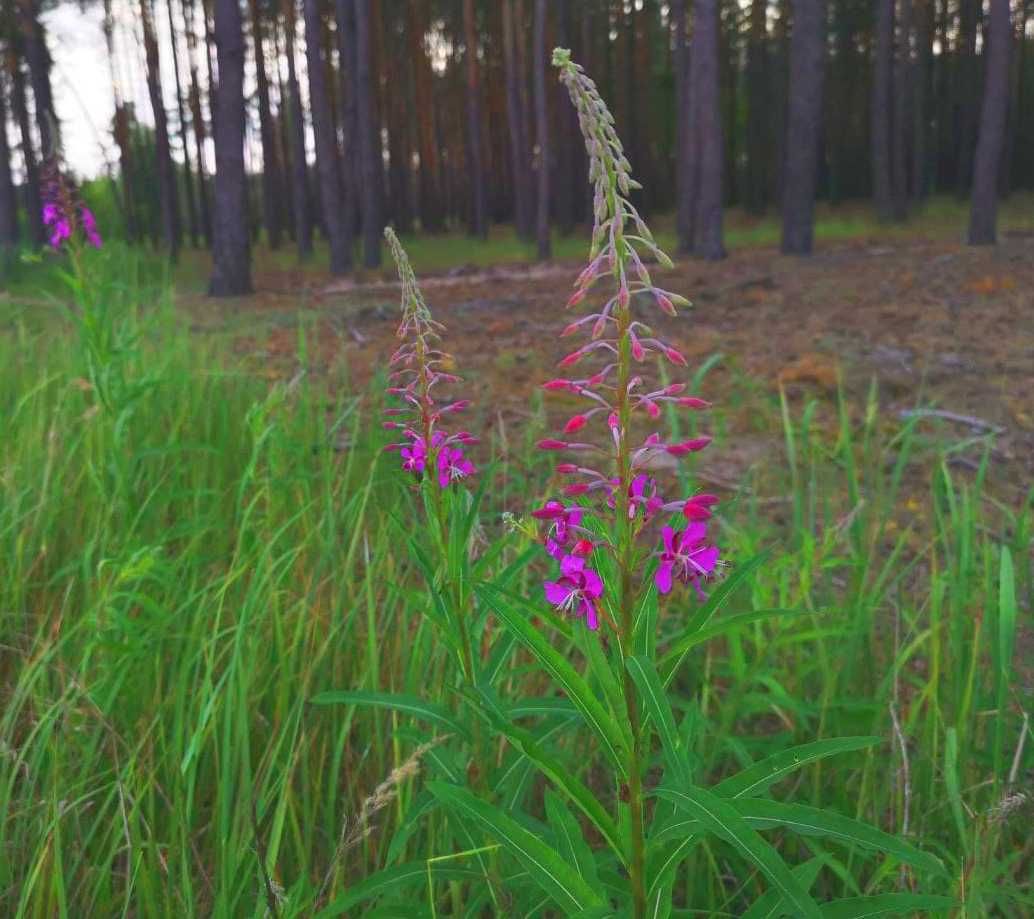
(683, 493, 720, 521)
(655, 524, 720, 597)
(544, 555, 604, 630)
(400, 438, 427, 474)
(437, 445, 475, 488)
(80, 207, 102, 248)
(532, 500, 585, 559)
(608, 473, 664, 521)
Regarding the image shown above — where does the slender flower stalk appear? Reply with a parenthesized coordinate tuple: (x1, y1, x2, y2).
(383, 227, 480, 686)
(538, 49, 724, 919)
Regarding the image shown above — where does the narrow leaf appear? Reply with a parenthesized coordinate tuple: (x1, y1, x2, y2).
(818, 894, 956, 917)
(309, 690, 467, 738)
(429, 782, 604, 914)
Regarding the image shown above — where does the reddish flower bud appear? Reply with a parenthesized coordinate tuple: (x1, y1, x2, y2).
(558, 349, 584, 368)
(684, 493, 720, 520)
(618, 286, 630, 309)
(556, 463, 579, 473)
(572, 539, 595, 556)
(663, 383, 686, 395)
(643, 399, 661, 419)
(542, 378, 575, 391)
(664, 347, 688, 367)
(677, 397, 711, 409)
(666, 436, 712, 456)
(564, 483, 590, 496)
(655, 292, 676, 316)
(537, 439, 568, 451)
(560, 321, 581, 337)
(567, 288, 587, 308)
(631, 336, 646, 361)
(607, 412, 620, 429)
(564, 414, 588, 434)
(591, 315, 607, 339)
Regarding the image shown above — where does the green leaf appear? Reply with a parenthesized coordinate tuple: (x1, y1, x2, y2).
(728, 799, 947, 877)
(714, 737, 880, 799)
(429, 782, 604, 914)
(314, 861, 485, 916)
(475, 696, 625, 862)
(661, 608, 802, 687)
(741, 857, 825, 918)
(626, 656, 688, 783)
(660, 551, 771, 682)
(545, 790, 601, 889)
(476, 583, 629, 776)
(309, 690, 467, 738)
(653, 785, 822, 918)
(818, 894, 956, 917)
(994, 546, 1017, 779)
(944, 727, 968, 855)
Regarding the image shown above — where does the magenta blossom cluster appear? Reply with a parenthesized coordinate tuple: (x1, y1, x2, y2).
(41, 164, 102, 251)
(382, 228, 477, 488)
(533, 51, 723, 632)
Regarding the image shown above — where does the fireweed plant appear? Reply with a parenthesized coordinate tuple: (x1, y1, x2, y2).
(316, 59, 953, 918)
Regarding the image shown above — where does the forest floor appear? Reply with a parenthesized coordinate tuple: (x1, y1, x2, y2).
(180, 223, 1034, 510)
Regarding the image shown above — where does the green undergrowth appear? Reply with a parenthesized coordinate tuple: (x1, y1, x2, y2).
(0, 263, 1031, 916)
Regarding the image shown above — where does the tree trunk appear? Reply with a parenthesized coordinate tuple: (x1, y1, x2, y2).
(462, 0, 488, 237)
(250, 0, 284, 249)
(956, 0, 980, 192)
(675, 0, 694, 248)
(141, 0, 181, 256)
(690, 0, 725, 260)
(183, 0, 212, 243)
(967, 0, 1011, 243)
(167, 0, 199, 247)
(872, 0, 894, 219)
(912, 0, 931, 201)
(781, 0, 827, 254)
(532, 0, 549, 259)
(554, 0, 576, 235)
(283, 0, 313, 256)
(16, 0, 57, 156)
(334, 0, 359, 241)
(0, 69, 18, 269)
(209, 0, 251, 294)
(745, 0, 769, 213)
(304, 0, 351, 273)
(407, 1, 444, 232)
(382, 8, 412, 232)
(892, 0, 912, 218)
(9, 52, 41, 245)
(353, 0, 381, 267)
(102, 0, 137, 240)
(502, 0, 531, 237)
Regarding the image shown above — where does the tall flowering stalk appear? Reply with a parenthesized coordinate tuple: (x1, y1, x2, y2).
(382, 227, 480, 683)
(535, 49, 722, 917)
(41, 161, 103, 255)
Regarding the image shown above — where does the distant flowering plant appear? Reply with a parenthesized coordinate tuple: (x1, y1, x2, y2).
(534, 50, 722, 634)
(382, 227, 477, 488)
(41, 161, 103, 252)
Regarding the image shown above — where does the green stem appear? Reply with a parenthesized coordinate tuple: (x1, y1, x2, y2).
(612, 211, 647, 918)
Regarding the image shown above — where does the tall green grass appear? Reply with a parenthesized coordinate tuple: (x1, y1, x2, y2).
(0, 254, 1030, 915)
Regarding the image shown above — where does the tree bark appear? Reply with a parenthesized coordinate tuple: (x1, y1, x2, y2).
(892, 0, 912, 218)
(209, 0, 251, 294)
(781, 0, 827, 254)
(956, 0, 980, 193)
(532, 0, 549, 259)
(967, 0, 1011, 244)
(283, 0, 313, 256)
(690, 0, 725, 260)
(183, 0, 212, 243)
(304, 0, 351, 273)
(334, 0, 359, 240)
(912, 0, 931, 201)
(250, 0, 285, 249)
(353, 0, 381, 267)
(167, 0, 200, 247)
(140, 0, 181, 256)
(462, 0, 488, 237)
(872, 0, 894, 219)
(0, 69, 18, 269)
(9, 52, 41, 244)
(674, 0, 694, 248)
(16, 0, 57, 157)
(502, 0, 531, 237)
(102, 0, 137, 240)
(745, 0, 769, 213)
(554, 0, 577, 235)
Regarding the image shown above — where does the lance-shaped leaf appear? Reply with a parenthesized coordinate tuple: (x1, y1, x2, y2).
(817, 894, 957, 917)
(714, 737, 880, 799)
(429, 782, 605, 914)
(315, 861, 486, 917)
(476, 582, 629, 776)
(626, 656, 688, 784)
(653, 785, 822, 918)
(309, 690, 468, 739)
